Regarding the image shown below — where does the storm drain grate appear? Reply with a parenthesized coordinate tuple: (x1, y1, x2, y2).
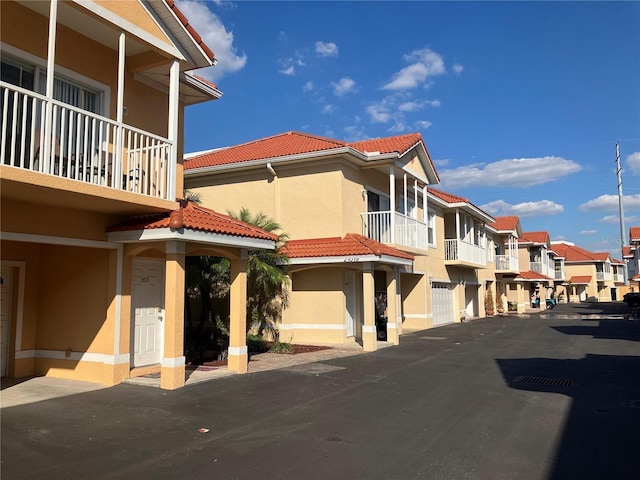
(514, 376, 574, 388)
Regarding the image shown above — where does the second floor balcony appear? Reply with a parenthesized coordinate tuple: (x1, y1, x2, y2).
(530, 261, 554, 278)
(445, 239, 487, 268)
(596, 271, 612, 281)
(1, 82, 175, 202)
(361, 210, 428, 251)
(495, 254, 519, 273)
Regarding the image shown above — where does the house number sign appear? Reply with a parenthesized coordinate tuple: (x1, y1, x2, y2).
(344, 258, 360, 262)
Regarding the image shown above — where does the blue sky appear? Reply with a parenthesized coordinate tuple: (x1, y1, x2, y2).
(180, 1, 640, 257)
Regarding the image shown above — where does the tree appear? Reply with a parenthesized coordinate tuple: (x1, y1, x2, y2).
(226, 208, 290, 339)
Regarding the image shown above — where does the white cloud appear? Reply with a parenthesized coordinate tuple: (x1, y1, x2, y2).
(382, 48, 446, 91)
(452, 63, 464, 75)
(598, 214, 638, 223)
(315, 41, 339, 57)
(322, 104, 336, 114)
(579, 194, 640, 212)
(177, 1, 247, 82)
(426, 99, 441, 107)
(439, 156, 581, 189)
(387, 118, 407, 133)
(414, 120, 432, 130)
(366, 104, 391, 123)
(332, 77, 356, 96)
(398, 100, 424, 112)
(579, 230, 598, 235)
(303, 81, 314, 92)
(433, 158, 451, 167)
(344, 125, 369, 141)
(279, 65, 295, 76)
(627, 152, 640, 173)
(480, 199, 564, 218)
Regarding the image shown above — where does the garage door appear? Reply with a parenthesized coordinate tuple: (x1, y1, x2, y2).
(432, 283, 455, 326)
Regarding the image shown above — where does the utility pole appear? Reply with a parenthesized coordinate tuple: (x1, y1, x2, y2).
(616, 140, 627, 249)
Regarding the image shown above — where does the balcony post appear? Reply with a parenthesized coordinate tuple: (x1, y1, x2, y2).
(403, 172, 408, 217)
(389, 166, 395, 244)
(114, 31, 126, 188)
(168, 60, 180, 201)
(43, 0, 59, 168)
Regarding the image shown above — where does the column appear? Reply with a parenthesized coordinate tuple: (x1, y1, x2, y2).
(362, 263, 377, 351)
(161, 241, 186, 390)
(228, 250, 248, 373)
(389, 166, 396, 244)
(386, 269, 399, 345)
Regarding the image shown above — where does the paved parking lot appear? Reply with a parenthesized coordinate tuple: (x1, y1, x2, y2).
(2, 302, 639, 480)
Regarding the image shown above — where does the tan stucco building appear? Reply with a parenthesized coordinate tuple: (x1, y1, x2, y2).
(0, 0, 276, 389)
(184, 131, 498, 350)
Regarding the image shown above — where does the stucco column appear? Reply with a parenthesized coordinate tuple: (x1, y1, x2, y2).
(386, 269, 399, 345)
(362, 263, 377, 351)
(161, 241, 186, 390)
(228, 250, 248, 373)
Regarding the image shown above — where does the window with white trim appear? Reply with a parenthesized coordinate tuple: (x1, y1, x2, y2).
(427, 208, 436, 247)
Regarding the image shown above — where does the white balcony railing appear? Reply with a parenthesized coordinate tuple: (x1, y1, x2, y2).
(495, 254, 519, 272)
(1, 82, 174, 200)
(530, 261, 554, 277)
(445, 239, 486, 267)
(555, 269, 565, 280)
(361, 211, 428, 250)
(596, 271, 612, 281)
(613, 273, 625, 283)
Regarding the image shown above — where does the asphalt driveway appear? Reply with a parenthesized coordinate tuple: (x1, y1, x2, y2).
(2, 303, 639, 480)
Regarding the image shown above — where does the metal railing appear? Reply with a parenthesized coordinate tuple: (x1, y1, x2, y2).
(596, 271, 612, 281)
(495, 254, 519, 272)
(530, 261, 554, 277)
(445, 239, 486, 267)
(1, 82, 173, 200)
(361, 211, 428, 250)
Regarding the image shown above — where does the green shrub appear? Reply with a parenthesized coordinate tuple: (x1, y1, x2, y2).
(246, 333, 268, 353)
(269, 341, 293, 354)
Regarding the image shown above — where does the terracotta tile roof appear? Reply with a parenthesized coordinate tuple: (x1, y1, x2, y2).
(349, 133, 423, 156)
(107, 201, 278, 241)
(164, 0, 216, 62)
(630, 226, 640, 242)
(428, 187, 469, 204)
(622, 246, 634, 257)
(427, 187, 493, 219)
(520, 231, 550, 245)
(281, 234, 414, 261)
(515, 270, 552, 281)
(184, 131, 436, 175)
(488, 216, 520, 231)
(567, 275, 592, 285)
(192, 74, 218, 90)
(551, 242, 609, 263)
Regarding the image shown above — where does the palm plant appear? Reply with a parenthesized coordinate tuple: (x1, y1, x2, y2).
(227, 208, 290, 339)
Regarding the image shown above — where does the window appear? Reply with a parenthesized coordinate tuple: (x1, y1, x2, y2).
(367, 191, 390, 212)
(427, 208, 436, 246)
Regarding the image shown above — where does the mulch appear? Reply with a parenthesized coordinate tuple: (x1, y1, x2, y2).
(190, 343, 332, 368)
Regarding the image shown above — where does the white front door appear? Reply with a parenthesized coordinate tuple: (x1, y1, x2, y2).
(131, 260, 164, 367)
(345, 271, 356, 337)
(0, 267, 13, 377)
(432, 283, 455, 326)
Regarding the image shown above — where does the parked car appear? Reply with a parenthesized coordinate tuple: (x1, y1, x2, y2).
(623, 292, 640, 306)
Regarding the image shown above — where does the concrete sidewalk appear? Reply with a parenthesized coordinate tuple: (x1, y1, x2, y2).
(1, 342, 369, 408)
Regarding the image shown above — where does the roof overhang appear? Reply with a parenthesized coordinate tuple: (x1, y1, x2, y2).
(107, 227, 276, 250)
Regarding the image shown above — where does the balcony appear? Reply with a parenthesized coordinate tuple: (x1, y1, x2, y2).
(361, 211, 428, 251)
(530, 261, 554, 278)
(1, 82, 174, 201)
(555, 269, 565, 281)
(596, 271, 612, 281)
(495, 254, 519, 273)
(613, 273, 625, 283)
(445, 239, 487, 268)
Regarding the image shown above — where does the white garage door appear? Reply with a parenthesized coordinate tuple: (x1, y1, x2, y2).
(432, 283, 455, 326)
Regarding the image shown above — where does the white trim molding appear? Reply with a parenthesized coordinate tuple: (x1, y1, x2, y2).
(362, 325, 376, 334)
(15, 349, 129, 365)
(228, 346, 248, 356)
(161, 356, 186, 367)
